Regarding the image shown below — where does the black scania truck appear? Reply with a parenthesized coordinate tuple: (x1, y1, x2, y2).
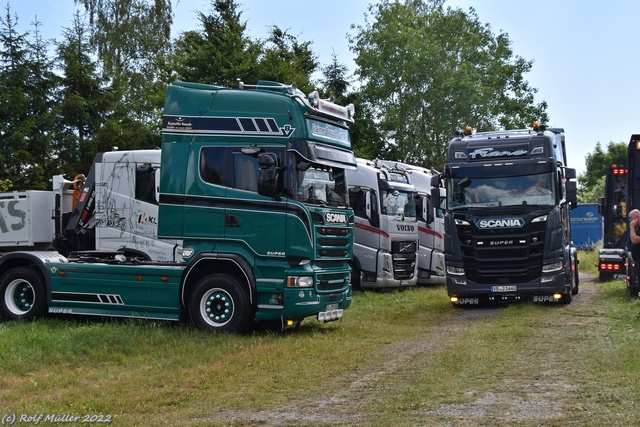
(432, 123, 579, 305)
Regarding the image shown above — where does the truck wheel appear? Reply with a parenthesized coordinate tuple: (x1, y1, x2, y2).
(571, 256, 580, 296)
(630, 274, 640, 298)
(351, 265, 362, 290)
(188, 274, 254, 333)
(560, 290, 572, 304)
(0, 267, 47, 321)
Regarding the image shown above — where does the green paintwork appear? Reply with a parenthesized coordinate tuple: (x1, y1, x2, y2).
(15, 81, 356, 326)
(46, 263, 183, 320)
(47, 82, 355, 323)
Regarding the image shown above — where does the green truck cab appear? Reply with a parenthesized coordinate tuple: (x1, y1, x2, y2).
(0, 81, 356, 332)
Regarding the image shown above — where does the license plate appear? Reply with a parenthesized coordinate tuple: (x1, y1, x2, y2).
(613, 274, 626, 280)
(317, 304, 343, 322)
(490, 285, 517, 292)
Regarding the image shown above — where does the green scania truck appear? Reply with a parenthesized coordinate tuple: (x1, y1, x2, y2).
(0, 81, 357, 332)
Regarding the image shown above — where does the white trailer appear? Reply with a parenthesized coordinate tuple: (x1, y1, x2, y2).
(0, 191, 58, 251)
(346, 158, 419, 289)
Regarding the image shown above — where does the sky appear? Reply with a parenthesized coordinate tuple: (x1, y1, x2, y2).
(9, 0, 640, 176)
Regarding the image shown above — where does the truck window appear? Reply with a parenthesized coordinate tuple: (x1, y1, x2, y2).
(135, 165, 158, 205)
(382, 189, 416, 217)
(448, 171, 556, 209)
(233, 153, 259, 192)
(200, 147, 229, 186)
(295, 165, 349, 207)
(349, 189, 366, 217)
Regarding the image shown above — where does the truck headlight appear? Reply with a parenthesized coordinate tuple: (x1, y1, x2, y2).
(542, 261, 562, 273)
(287, 276, 313, 288)
(446, 265, 465, 275)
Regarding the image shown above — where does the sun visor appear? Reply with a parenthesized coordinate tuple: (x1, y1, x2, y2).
(288, 140, 357, 170)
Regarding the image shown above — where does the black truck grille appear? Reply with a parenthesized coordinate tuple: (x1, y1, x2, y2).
(392, 240, 417, 279)
(460, 231, 545, 284)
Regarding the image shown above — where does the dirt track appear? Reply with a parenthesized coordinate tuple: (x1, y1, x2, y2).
(208, 272, 601, 426)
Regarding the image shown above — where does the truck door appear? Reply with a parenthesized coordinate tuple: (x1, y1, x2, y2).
(224, 147, 286, 258)
(183, 146, 228, 243)
(349, 187, 380, 276)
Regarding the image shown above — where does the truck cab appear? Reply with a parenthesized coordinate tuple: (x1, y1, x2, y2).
(347, 158, 419, 289)
(434, 124, 579, 305)
(0, 81, 357, 333)
(379, 160, 446, 285)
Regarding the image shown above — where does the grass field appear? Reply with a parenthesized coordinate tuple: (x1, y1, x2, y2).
(2, 249, 640, 426)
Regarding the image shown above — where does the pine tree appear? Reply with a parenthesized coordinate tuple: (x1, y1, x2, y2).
(24, 19, 58, 188)
(55, 12, 106, 176)
(172, 0, 260, 86)
(0, 5, 39, 189)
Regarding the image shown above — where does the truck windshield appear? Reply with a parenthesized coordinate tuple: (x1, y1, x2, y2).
(382, 189, 417, 218)
(294, 164, 349, 207)
(448, 171, 556, 209)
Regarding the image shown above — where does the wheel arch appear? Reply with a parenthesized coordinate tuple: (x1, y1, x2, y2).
(116, 247, 153, 261)
(0, 252, 61, 300)
(181, 253, 255, 309)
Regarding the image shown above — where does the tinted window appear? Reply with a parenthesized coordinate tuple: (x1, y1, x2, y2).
(349, 189, 366, 217)
(233, 153, 259, 192)
(135, 164, 157, 204)
(200, 147, 229, 186)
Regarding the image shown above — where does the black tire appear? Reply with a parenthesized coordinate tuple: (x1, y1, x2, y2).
(630, 268, 640, 298)
(0, 267, 47, 321)
(560, 289, 572, 304)
(188, 273, 253, 333)
(351, 265, 362, 290)
(572, 255, 580, 296)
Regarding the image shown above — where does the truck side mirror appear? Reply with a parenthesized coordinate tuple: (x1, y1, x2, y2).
(365, 190, 380, 228)
(365, 190, 372, 219)
(155, 169, 161, 204)
(430, 188, 441, 212)
(430, 175, 442, 212)
(564, 168, 578, 209)
(425, 195, 434, 223)
(258, 153, 279, 197)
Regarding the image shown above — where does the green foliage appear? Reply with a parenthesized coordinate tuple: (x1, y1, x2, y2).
(320, 52, 350, 100)
(172, 0, 260, 86)
(171, 1, 320, 91)
(579, 174, 606, 204)
(0, 6, 57, 190)
(349, 0, 548, 170)
(54, 12, 106, 176)
(75, 0, 173, 78)
(74, 0, 171, 162)
(3, 0, 621, 196)
(255, 26, 318, 93)
(319, 53, 386, 159)
(170, 0, 321, 94)
(578, 141, 627, 202)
